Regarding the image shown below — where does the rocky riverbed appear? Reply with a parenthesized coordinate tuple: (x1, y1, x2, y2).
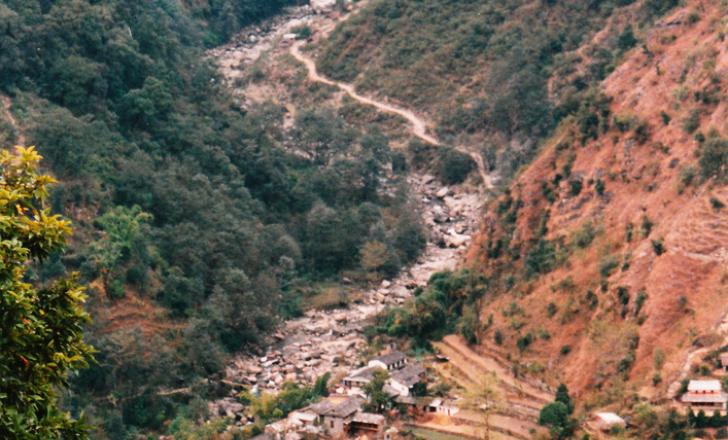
(207, 0, 487, 422)
(209, 172, 483, 420)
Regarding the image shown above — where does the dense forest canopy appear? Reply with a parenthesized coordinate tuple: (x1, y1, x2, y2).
(0, 0, 426, 438)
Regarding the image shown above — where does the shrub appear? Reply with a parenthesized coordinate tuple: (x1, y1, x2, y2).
(437, 148, 475, 185)
(568, 178, 583, 196)
(599, 255, 619, 278)
(525, 239, 559, 277)
(560, 345, 571, 356)
(494, 330, 503, 345)
(595, 179, 605, 196)
(635, 290, 648, 316)
(677, 166, 696, 193)
(686, 10, 701, 24)
(292, 25, 312, 40)
(517, 333, 534, 352)
(617, 25, 637, 51)
(699, 136, 728, 181)
(710, 197, 725, 211)
(641, 215, 654, 237)
(682, 109, 701, 133)
(651, 239, 666, 256)
(613, 114, 634, 132)
(660, 111, 671, 125)
(585, 290, 598, 310)
(547, 302, 558, 318)
(572, 221, 596, 249)
(634, 121, 650, 144)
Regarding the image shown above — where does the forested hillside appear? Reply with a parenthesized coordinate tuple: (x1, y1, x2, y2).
(318, 0, 679, 179)
(0, 1, 426, 438)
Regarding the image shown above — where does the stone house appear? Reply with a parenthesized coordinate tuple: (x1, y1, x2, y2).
(309, 396, 362, 436)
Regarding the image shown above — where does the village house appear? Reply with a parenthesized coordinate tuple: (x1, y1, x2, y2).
(589, 412, 627, 432)
(368, 351, 407, 371)
(343, 365, 380, 393)
(387, 363, 426, 397)
(681, 379, 728, 413)
(720, 353, 728, 372)
(309, 396, 362, 436)
(350, 412, 386, 438)
(426, 398, 460, 416)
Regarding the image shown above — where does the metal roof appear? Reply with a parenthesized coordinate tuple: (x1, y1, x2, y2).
(687, 380, 722, 392)
(371, 351, 406, 366)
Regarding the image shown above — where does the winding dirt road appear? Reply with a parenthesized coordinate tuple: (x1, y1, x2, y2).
(290, 41, 493, 189)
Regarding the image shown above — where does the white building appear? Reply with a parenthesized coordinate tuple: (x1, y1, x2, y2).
(681, 379, 728, 413)
(590, 412, 626, 432)
(387, 363, 426, 397)
(368, 351, 407, 371)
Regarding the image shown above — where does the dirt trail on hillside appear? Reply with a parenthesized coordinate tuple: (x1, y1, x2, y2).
(1, 96, 25, 146)
(290, 41, 493, 190)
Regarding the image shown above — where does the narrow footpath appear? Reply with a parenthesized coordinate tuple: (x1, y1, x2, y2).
(289, 41, 493, 190)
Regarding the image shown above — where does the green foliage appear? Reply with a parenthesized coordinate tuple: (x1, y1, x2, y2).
(363, 370, 393, 413)
(568, 178, 583, 196)
(494, 330, 503, 345)
(0, 1, 427, 437)
(682, 109, 701, 133)
(555, 384, 574, 414)
(525, 239, 559, 277)
(599, 254, 619, 278)
(375, 270, 487, 345)
(538, 402, 575, 439)
(652, 239, 666, 256)
(641, 215, 654, 238)
(0, 147, 93, 439)
(292, 25, 312, 40)
(617, 25, 638, 51)
(699, 136, 728, 182)
(316, 0, 667, 179)
(459, 303, 481, 344)
(571, 221, 596, 249)
(250, 381, 321, 424)
(517, 333, 534, 352)
(436, 148, 475, 185)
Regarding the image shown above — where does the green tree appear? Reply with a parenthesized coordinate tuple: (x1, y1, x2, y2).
(0, 146, 93, 439)
(87, 205, 153, 295)
(554, 383, 574, 414)
(363, 369, 392, 413)
(538, 402, 575, 439)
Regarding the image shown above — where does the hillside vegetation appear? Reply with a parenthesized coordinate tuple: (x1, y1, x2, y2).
(0, 1, 425, 438)
(318, 0, 679, 179)
(463, 0, 727, 424)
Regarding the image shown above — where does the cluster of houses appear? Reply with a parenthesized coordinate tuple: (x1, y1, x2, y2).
(259, 350, 459, 439)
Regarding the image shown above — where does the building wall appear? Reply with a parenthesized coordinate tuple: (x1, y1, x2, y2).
(323, 415, 345, 435)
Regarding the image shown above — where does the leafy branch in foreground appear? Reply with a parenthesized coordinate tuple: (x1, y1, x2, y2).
(0, 146, 93, 439)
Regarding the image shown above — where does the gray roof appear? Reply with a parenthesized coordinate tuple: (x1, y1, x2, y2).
(372, 351, 406, 366)
(390, 363, 425, 387)
(310, 397, 362, 418)
(351, 412, 385, 425)
(345, 366, 381, 383)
